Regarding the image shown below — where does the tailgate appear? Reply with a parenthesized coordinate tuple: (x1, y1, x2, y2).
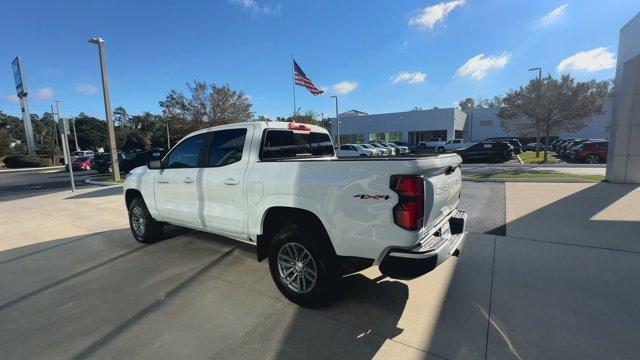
(421, 157, 462, 231)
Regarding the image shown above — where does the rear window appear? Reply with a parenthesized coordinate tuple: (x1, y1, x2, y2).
(261, 130, 335, 160)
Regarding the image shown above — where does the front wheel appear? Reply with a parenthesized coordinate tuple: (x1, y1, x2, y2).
(128, 197, 163, 244)
(268, 225, 337, 307)
(437, 147, 445, 153)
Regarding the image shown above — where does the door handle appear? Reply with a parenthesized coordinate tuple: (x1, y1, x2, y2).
(183, 177, 195, 184)
(224, 178, 240, 185)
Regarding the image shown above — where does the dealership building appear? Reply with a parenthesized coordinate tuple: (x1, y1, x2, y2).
(330, 99, 612, 145)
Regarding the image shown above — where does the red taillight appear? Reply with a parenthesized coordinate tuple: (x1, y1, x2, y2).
(288, 122, 311, 131)
(391, 176, 424, 230)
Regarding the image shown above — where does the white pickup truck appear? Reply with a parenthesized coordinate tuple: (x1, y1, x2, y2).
(123, 121, 467, 307)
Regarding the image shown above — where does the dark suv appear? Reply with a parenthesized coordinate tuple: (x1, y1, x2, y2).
(454, 141, 514, 163)
(92, 152, 126, 174)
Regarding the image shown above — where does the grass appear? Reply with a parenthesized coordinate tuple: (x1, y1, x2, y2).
(465, 171, 605, 182)
(88, 174, 126, 184)
(519, 151, 558, 164)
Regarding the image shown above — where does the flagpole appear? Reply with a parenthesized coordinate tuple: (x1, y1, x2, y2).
(291, 54, 296, 116)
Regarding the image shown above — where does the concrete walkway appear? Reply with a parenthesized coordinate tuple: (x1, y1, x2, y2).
(0, 183, 638, 359)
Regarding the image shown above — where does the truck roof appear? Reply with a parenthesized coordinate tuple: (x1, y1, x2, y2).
(187, 121, 329, 137)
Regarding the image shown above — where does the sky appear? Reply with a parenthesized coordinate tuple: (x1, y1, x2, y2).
(1, 0, 638, 121)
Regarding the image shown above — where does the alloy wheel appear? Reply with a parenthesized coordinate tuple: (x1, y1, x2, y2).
(277, 242, 318, 294)
(131, 206, 146, 237)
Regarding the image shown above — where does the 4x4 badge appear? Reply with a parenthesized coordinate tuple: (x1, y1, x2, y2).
(353, 194, 390, 200)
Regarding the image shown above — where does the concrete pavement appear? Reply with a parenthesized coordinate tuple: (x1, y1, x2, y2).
(0, 182, 638, 359)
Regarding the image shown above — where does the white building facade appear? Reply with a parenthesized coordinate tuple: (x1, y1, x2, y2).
(331, 102, 612, 145)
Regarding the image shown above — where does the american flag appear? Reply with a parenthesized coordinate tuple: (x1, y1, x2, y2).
(294, 60, 324, 96)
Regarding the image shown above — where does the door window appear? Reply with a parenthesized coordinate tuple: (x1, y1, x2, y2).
(165, 134, 205, 168)
(208, 129, 247, 167)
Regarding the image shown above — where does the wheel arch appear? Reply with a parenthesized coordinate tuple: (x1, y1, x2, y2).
(125, 188, 143, 209)
(257, 206, 336, 262)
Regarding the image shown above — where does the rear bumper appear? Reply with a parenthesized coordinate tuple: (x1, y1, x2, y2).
(378, 210, 467, 280)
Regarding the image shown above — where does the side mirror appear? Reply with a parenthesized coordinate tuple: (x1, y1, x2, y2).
(147, 160, 163, 170)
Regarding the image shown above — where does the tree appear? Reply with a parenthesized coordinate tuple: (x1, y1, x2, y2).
(498, 74, 611, 162)
(113, 106, 130, 127)
(159, 81, 254, 139)
(0, 129, 11, 160)
(459, 96, 503, 111)
(256, 115, 271, 122)
(72, 113, 109, 150)
(0, 111, 25, 142)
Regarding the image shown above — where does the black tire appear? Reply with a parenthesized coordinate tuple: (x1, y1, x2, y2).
(586, 154, 600, 164)
(437, 147, 445, 153)
(128, 197, 163, 244)
(359, 154, 367, 157)
(268, 224, 338, 308)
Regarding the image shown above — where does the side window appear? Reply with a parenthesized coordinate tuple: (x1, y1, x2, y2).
(208, 129, 247, 167)
(339, 145, 349, 150)
(469, 143, 484, 151)
(165, 134, 205, 168)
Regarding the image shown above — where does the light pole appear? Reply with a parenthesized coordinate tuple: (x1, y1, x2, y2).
(331, 95, 340, 146)
(529, 67, 542, 157)
(89, 37, 120, 181)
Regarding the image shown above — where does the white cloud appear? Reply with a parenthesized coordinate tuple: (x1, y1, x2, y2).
(556, 47, 616, 73)
(539, 4, 568, 27)
(75, 84, 98, 94)
(34, 86, 54, 101)
(390, 71, 427, 84)
(230, 0, 280, 16)
(3, 94, 19, 103)
(409, 0, 465, 30)
(456, 52, 511, 80)
(331, 81, 358, 95)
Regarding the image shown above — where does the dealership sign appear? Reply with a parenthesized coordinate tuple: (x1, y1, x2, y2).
(12, 56, 28, 97)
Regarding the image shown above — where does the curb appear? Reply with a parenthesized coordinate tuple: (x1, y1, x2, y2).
(85, 179, 122, 186)
(0, 166, 64, 174)
(462, 177, 602, 183)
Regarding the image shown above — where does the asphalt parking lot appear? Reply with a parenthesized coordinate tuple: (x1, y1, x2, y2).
(0, 178, 638, 359)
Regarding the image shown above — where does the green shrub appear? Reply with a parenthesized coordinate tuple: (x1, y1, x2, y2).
(3, 155, 53, 168)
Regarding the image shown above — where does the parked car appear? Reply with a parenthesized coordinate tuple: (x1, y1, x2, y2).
(91, 152, 126, 174)
(571, 141, 608, 163)
(358, 144, 386, 156)
(65, 156, 92, 171)
(336, 144, 376, 157)
(120, 149, 167, 173)
(391, 141, 415, 153)
(524, 142, 546, 152)
(418, 138, 446, 152)
(371, 142, 396, 155)
(486, 138, 523, 154)
(382, 142, 409, 154)
(454, 141, 514, 163)
(557, 139, 582, 156)
(123, 121, 466, 307)
(368, 142, 392, 155)
(71, 150, 94, 159)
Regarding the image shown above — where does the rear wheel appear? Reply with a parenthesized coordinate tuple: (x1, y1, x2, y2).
(128, 197, 163, 244)
(586, 154, 600, 164)
(268, 225, 338, 307)
(437, 146, 445, 153)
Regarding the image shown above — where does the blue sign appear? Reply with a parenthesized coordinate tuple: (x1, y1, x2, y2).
(12, 56, 27, 97)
